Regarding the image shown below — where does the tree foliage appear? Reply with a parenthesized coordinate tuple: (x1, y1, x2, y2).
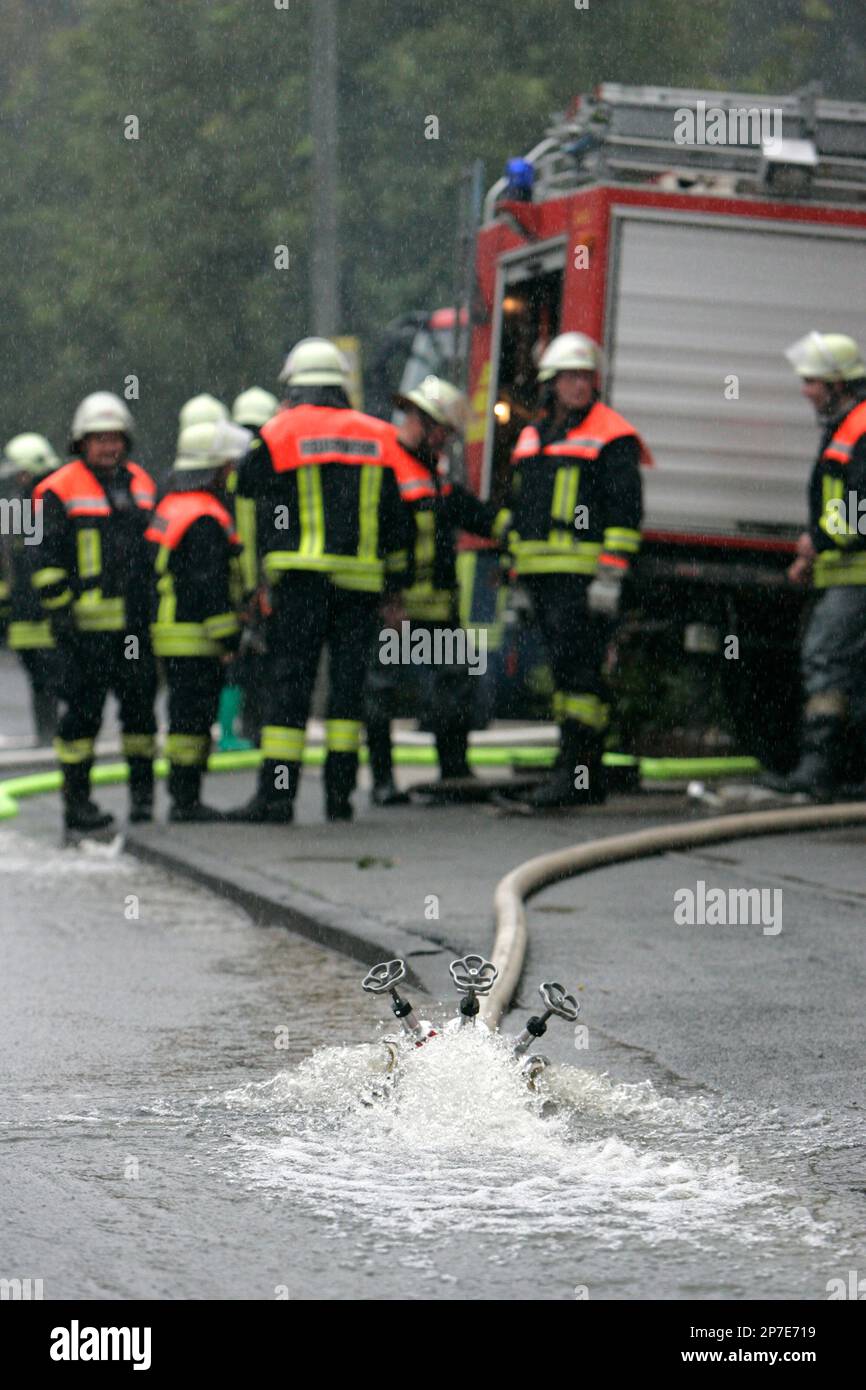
(0, 0, 858, 468)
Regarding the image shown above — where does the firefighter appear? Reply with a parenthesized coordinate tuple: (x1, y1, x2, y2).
(762, 332, 866, 799)
(366, 375, 510, 803)
(228, 338, 412, 824)
(222, 388, 280, 748)
(0, 434, 63, 743)
(506, 332, 648, 809)
(145, 418, 251, 821)
(32, 393, 157, 832)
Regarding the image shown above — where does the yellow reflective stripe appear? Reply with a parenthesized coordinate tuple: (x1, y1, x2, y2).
(73, 597, 125, 631)
(166, 733, 210, 767)
(9, 620, 55, 650)
(819, 477, 856, 544)
(261, 725, 305, 761)
(235, 495, 258, 591)
(549, 465, 579, 529)
(228, 554, 245, 609)
(511, 539, 602, 557)
(297, 465, 325, 558)
(603, 527, 641, 554)
(42, 589, 73, 610)
(552, 690, 566, 723)
(404, 590, 453, 621)
(385, 549, 408, 573)
(550, 467, 566, 524)
(562, 694, 609, 730)
(203, 612, 240, 640)
(122, 733, 156, 758)
(358, 465, 382, 562)
(326, 718, 362, 753)
(328, 570, 383, 592)
(297, 468, 312, 555)
(54, 737, 95, 764)
(512, 554, 598, 575)
(813, 549, 866, 587)
(510, 539, 600, 575)
(77, 528, 102, 581)
(563, 467, 580, 525)
(413, 508, 436, 581)
(457, 551, 476, 630)
(151, 622, 221, 657)
(32, 567, 68, 590)
(492, 508, 512, 540)
(819, 476, 844, 528)
(309, 467, 325, 556)
(264, 552, 384, 582)
(155, 561, 176, 624)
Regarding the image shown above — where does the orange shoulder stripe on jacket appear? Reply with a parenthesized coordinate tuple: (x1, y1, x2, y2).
(822, 400, 866, 465)
(144, 491, 239, 551)
(33, 459, 110, 516)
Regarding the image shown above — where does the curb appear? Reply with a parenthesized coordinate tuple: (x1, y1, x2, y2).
(125, 829, 447, 994)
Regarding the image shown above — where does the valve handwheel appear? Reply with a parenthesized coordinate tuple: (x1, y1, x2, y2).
(538, 981, 580, 1022)
(362, 959, 407, 994)
(449, 954, 499, 995)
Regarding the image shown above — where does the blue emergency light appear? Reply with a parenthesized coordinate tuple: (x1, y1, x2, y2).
(504, 158, 535, 202)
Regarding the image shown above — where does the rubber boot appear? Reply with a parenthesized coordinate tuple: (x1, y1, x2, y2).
(325, 751, 357, 822)
(63, 761, 115, 833)
(760, 715, 845, 800)
(168, 764, 225, 823)
(218, 685, 252, 752)
(226, 759, 297, 823)
(367, 718, 409, 806)
(525, 722, 607, 809)
(128, 756, 155, 823)
(32, 688, 58, 746)
(433, 724, 472, 781)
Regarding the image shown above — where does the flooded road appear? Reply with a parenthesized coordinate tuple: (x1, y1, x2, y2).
(2, 820, 860, 1300)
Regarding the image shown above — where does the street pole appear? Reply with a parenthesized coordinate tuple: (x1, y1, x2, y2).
(311, 0, 340, 336)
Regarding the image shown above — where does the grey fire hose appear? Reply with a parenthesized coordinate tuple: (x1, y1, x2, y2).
(481, 801, 866, 1029)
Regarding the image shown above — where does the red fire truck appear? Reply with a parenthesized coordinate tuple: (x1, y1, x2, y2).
(431, 83, 866, 767)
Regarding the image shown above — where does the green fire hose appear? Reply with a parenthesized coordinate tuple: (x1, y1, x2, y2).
(0, 747, 760, 822)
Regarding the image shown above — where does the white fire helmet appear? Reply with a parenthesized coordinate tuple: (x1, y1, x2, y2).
(173, 419, 253, 472)
(232, 387, 279, 428)
(278, 337, 350, 388)
(178, 394, 230, 430)
(537, 332, 602, 381)
(784, 332, 866, 383)
(1, 433, 61, 479)
(394, 376, 468, 433)
(70, 392, 134, 445)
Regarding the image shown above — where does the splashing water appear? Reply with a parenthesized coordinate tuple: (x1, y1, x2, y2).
(216, 1024, 829, 1255)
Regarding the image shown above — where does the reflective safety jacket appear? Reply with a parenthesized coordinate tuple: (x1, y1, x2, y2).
(235, 405, 412, 594)
(809, 394, 866, 589)
(393, 441, 509, 621)
(0, 480, 55, 650)
(145, 489, 243, 657)
(506, 400, 647, 577)
(32, 459, 156, 632)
